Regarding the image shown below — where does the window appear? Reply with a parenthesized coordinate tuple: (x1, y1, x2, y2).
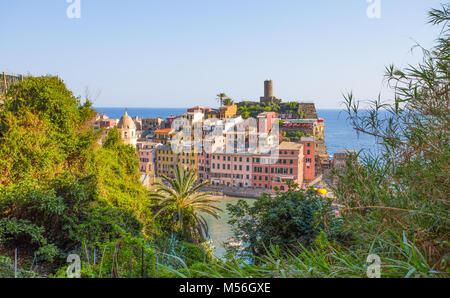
(307, 150, 311, 155)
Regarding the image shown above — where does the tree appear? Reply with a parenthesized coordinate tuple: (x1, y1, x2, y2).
(150, 165, 221, 243)
(216, 93, 228, 107)
(0, 76, 148, 269)
(227, 186, 344, 258)
(337, 4, 449, 269)
(238, 105, 251, 119)
(223, 97, 234, 106)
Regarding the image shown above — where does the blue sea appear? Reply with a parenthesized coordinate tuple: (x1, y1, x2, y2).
(94, 107, 379, 156)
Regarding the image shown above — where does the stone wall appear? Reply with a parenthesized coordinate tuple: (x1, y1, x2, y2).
(1, 72, 24, 104)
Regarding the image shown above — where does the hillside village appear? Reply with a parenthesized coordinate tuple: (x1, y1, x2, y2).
(94, 80, 344, 197)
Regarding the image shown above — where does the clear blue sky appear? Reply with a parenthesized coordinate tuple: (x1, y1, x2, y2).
(0, 0, 444, 108)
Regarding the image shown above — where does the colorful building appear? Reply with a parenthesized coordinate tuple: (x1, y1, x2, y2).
(137, 141, 161, 185)
(301, 137, 315, 182)
(188, 106, 213, 114)
(219, 104, 238, 119)
(209, 153, 253, 187)
(94, 114, 117, 130)
(117, 110, 138, 147)
(252, 142, 304, 192)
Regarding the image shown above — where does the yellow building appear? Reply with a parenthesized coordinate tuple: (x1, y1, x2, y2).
(219, 104, 237, 119)
(156, 146, 178, 177)
(179, 151, 198, 172)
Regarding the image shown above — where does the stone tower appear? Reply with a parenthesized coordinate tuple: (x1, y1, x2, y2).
(117, 110, 137, 147)
(260, 79, 277, 103)
(264, 80, 273, 100)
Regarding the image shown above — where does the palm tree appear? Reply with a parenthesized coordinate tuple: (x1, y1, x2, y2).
(238, 105, 250, 119)
(222, 97, 234, 106)
(150, 164, 221, 242)
(216, 93, 228, 107)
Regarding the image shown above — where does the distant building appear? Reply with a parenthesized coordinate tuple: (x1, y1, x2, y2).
(333, 150, 357, 170)
(94, 114, 117, 130)
(252, 142, 304, 192)
(219, 104, 238, 119)
(301, 137, 315, 182)
(165, 116, 177, 129)
(209, 153, 253, 188)
(137, 141, 161, 184)
(188, 106, 213, 114)
(257, 112, 278, 133)
(117, 110, 138, 147)
(260, 80, 279, 104)
(141, 117, 164, 138)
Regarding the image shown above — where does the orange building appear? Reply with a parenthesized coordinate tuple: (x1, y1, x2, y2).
(219, 105, 237, 119)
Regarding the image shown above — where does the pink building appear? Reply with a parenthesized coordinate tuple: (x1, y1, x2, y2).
(257, 112, 278, 133)
(252, 142, 304, 192)
(94, 115, 117, 130)
(197, 152, 211, 183)
(301, 137, 315, 182)
(209, 153, 253, 188)
(137, 141, 161, 173)
(188, 106, 213, 114)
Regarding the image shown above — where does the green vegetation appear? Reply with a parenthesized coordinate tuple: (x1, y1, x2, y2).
(0, 4, 447, 279)
(281, 130, 306, 142)
(0, 76, 147, 273)
(226, 185, 348, 259)
(150, 165, 221, 244)
(164, 4, 449, 278)
(337, 4, 449, 272)
(0, 76, 216, 277)
(237, 101, 305, 119)
(216, 93, 234, 107)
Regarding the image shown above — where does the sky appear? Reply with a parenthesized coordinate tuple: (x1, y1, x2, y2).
(0, 0, 444, 108)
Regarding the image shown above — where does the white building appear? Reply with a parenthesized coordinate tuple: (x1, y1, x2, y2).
(117, 110, 137, 147)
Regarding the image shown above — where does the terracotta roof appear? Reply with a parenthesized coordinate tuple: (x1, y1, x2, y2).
(155, 128, 172, 134)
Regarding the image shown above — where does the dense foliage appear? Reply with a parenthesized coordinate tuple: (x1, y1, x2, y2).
(150, 165, 220, 243)
(227, 186, 347, 258)
(0, 76, 147, 269)
(336, 3, 449, 271)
